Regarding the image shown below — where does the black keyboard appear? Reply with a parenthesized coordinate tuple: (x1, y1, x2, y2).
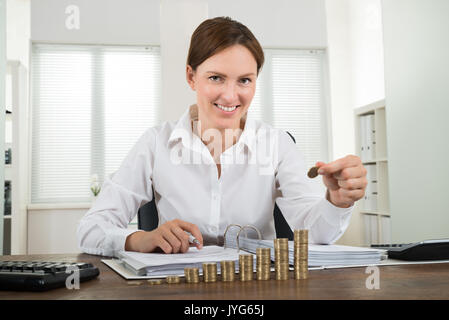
(371, 239, 449, 261)
(0, 260, 100, 291)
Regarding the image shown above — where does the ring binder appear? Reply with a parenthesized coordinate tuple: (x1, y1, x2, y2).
(223, 224, 262, 252)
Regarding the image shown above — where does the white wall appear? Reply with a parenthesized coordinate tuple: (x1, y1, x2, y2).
(31, 0, 159, 45)
(6, 0, 30, 68)
(159, 0, 207, 122)
(325, 0, 385, 161)
(325, 0, 385, 246)
(209, 0, 327, 48)
(382, 0, 449, 243)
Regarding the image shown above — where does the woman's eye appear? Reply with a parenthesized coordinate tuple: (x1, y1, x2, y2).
(209, 76, 221, 82)
(240, 78, 251, 85)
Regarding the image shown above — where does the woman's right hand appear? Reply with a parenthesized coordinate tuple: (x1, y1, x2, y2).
(125, 219, 203, 254)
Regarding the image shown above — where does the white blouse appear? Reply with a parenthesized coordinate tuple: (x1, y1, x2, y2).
(77, 104, 354, 257)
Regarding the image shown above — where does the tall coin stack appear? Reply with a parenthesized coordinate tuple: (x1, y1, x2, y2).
(274, 238, 289, 280)
(220, 260, 236, 282)
(202, 263, 218, 283)
(256, 248, 271, 280)
(184, 267, 200, 283)
(239, 254, 254, 281)
(294, 229, 308, 280)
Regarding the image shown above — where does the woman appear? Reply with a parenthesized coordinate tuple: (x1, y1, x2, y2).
(77, 17, 367, 257)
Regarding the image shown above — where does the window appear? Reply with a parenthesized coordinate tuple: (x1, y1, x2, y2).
(31, 44, 161, 203)
(248, 49, 329, 168)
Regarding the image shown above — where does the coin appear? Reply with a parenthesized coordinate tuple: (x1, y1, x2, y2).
(184, 267, 200, 283)
(294, 229, 309, 280)
(220, 260, 236, 282)
(239, 254, 254, 281)
(166, 275, 181, 284)
(127, 280, 143, 286)
(307, 166, 319, 178)
(147, 279, 163, 285)
(274, 238, 290, 280)
(256, 247, 271, 281)
(203, 262, 218, 283)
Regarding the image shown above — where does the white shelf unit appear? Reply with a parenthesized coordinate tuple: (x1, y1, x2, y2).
(3, 60, 29, 255)
(354, 100, 391, 246)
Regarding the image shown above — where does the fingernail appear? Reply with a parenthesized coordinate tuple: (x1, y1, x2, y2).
(318, 168, 324, 174)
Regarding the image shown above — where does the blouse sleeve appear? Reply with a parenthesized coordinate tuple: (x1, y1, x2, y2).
(76, 128, 157, 257)
(274, 131, 354, 244)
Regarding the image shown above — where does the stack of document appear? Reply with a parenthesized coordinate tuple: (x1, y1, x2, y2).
(230, 237, 386, 267)
(118, 245, 247, 276)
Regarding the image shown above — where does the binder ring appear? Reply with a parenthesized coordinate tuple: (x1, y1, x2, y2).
(223, 224, 243, 249)
(236, 225, 262, 253)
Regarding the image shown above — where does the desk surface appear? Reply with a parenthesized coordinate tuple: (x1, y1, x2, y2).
(1, 253, 449, 300)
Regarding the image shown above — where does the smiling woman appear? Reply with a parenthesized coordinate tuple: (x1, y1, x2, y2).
(77, 16, 366, 258)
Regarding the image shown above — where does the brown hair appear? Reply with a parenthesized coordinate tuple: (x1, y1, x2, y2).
(187, 17, 264, 75)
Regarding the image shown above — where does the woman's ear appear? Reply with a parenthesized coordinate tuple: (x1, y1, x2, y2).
(186, 65, 196, 91)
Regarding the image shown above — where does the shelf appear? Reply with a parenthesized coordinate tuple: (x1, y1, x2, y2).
(362, 158, 387, 165)
(5, 164, 12, 181)
(3, 60, 29, 254)
(360, 211, 390, 217)
(354, 99, 385, 116)
(352, 99, 390, 246)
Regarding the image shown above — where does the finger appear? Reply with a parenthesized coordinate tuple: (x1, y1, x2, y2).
(172, 226, 191, 253)
(161, 228, 182, 254)
(156, 236, 173, 254)
(337, 177, 368, 190)
(323, 174, 340, 191)
(340, 188, 365, 202)
(318, 155, 361, 175)
(315, 161, 326, 168)
(333, 166, 366, 180)
(174, 220, 203, 248)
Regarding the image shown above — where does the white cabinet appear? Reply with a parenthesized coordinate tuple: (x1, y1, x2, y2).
(354, 100, 391, 245)
(3, 60, 29, 254)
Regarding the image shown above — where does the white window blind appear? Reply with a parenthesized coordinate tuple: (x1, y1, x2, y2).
(31, 44, 161, 203)
(248, 49, 328, 168)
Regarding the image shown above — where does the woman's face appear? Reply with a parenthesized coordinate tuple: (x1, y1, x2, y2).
(186, 44, 258, 131)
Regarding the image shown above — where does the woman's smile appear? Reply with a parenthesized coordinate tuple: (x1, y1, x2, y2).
(213, 103, 240, 114)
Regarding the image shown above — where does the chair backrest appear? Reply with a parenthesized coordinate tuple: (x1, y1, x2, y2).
(138, 132, 296, 240)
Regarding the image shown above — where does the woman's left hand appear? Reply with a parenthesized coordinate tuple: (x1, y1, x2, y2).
(316, 155, 367, 208)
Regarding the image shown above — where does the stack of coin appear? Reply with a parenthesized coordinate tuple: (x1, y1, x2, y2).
(166, 275, 181, 284)
(147, 279, 163, 285)
(220, 260, 236, 282)
(239, 254, 254, 281)
(202, 263, 218, 283)
(294, 229, 308, 279)
(184, 267, 200, 283)
(256, 247, 271, 280)
(274, 238, 289, 280)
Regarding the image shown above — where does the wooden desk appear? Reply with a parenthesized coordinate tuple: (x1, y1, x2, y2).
(1, 253, 449, 300)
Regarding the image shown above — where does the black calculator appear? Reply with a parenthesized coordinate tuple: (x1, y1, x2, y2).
(371, 239, 449, 261)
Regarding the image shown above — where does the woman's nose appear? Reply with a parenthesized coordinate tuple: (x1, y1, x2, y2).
(220, 82, 239, 105)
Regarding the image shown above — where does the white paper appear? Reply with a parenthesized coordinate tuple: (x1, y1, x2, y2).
(118, 245, 246, 276)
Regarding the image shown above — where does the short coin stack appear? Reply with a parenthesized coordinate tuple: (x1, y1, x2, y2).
(202, 263, 218, 283)
(184, 267, 200, 283)
(239, 254, 254, 281)
(220, 260, 236, 282)
(256, 248, 271, 280)
(294, 229, 308, 280)
(166, 275, 181, 284)
(274, 238, 289, 280)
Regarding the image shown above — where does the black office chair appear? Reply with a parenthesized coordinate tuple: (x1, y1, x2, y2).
(138, 132, 296, 240)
